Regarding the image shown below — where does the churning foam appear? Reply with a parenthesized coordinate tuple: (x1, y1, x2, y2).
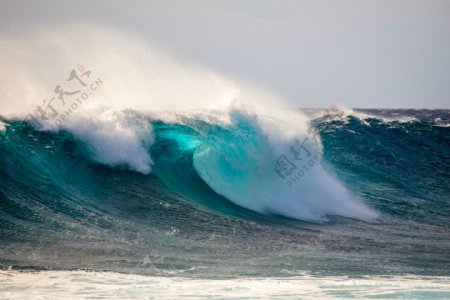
(2, 270, 449, 299)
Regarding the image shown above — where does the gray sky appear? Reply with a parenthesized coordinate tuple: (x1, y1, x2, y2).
(1, 0, 450, 108)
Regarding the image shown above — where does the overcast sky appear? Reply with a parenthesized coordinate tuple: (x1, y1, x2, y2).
(1, 0, 450, 108)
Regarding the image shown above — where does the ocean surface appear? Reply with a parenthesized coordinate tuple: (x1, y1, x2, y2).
(0, 108, 449, 299)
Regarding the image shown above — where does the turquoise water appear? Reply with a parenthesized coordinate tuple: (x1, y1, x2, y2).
(0, 109, 449, 280)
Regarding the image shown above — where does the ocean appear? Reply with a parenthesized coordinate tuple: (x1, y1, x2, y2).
(0, 108, 449, 299)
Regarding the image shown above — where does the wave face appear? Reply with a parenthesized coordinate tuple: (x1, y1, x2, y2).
(0, 108, 449, 277)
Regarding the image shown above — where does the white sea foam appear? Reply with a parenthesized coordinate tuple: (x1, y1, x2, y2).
(1, 270, 449, 299)
(62, 109, 154, 174)
(317, 106, 419, 124)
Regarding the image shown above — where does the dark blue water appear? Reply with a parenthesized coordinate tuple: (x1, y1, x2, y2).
(0, 109, 449, 277)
